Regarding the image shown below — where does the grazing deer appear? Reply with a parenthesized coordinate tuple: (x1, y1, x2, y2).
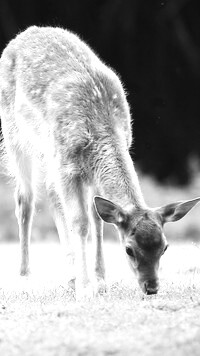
(0, 26, 199, 299)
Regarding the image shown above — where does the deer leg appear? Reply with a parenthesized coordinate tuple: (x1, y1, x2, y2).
(90, 191, 107, 294)
(14, 156, 35, 276)
(46, 182, 75, 288)
(55, 175, 93, 300)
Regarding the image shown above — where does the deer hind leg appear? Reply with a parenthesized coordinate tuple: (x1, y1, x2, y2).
(46, 182, 75, 288)
(1, 111, 35, 276)
(14, 153, 35, 276)
(90, 189, 107, 295)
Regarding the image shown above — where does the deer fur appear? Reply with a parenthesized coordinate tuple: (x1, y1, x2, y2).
(0, 26, 199, 299)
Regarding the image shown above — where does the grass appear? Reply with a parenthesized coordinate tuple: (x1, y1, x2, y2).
(0, 242, 200, 355)
(1, 171, 200, 355)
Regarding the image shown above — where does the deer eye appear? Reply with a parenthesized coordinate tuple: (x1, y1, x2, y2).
(163, 244, 169, 254)
(126, 246, 134, 258)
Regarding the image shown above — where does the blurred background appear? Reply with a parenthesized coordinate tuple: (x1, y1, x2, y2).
(0, 0, 200, 243)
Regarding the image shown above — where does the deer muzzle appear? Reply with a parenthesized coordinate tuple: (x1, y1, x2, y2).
(139, 278, 159, 295)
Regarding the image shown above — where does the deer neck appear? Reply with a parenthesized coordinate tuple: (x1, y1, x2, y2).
(93, 141, 146, 210)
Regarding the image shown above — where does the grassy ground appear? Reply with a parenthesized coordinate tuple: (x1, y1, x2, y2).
(1, 172, 200, 355)
(0, 242, 200, 356)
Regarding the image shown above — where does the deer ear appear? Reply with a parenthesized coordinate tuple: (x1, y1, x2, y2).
(157, 197, 200, 223)
(94, 196, 126, 225)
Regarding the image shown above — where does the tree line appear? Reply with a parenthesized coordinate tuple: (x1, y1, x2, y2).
(0, 0, 200, 184)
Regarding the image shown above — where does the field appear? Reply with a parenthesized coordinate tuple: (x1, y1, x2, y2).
(0, 172, 200, 355)
(0, 242, 200, 355)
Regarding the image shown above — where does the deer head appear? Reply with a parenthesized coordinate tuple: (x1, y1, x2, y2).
(94, 196, 200, 295)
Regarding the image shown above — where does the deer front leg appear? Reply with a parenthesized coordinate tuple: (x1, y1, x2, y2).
(57, 177, 93, 300)
(46, 183, 75, 288)
(90, 194, 107, 295)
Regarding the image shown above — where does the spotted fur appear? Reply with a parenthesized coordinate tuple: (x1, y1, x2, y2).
(0, 26, 199, 299)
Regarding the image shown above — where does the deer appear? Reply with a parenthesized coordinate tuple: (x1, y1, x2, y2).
(0, 26, 199, 300)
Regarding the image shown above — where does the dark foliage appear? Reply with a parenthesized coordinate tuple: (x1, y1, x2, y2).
(0, 0, 200, 184)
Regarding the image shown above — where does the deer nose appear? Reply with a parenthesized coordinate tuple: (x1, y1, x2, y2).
(144, 280, 159, 295)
